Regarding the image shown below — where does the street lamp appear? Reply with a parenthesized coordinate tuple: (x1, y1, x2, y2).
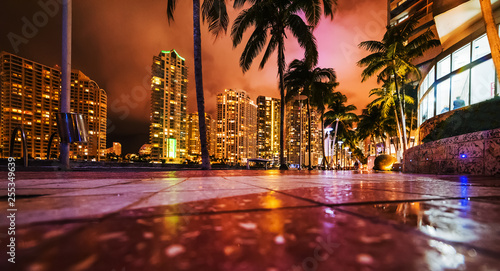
(348, 151, 352, 169)
(337, 140, 343, 170)
(324, 127, 333, 169)
(344, 146, 349, 170)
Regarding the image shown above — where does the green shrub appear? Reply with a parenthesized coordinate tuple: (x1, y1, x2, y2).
(422, 97, 500, 143)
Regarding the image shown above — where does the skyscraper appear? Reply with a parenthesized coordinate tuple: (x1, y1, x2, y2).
(150, 50, 188, 162)
(256, 96, 280, 164)
(187, 112, 216, 160)
(286, 100, 322, 167)
(216, 89, 257, 164)
(0, 51, 107, 160)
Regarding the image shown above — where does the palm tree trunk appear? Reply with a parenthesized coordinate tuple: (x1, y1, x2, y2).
(480, 0, 500, 84)
(408, 109, 414, 148)
(330, 119, 339, 165)
(307, 100, 312, 170)
(393, 68, 408, 153)
(394, 108, 403, 153)
(278, 38, 288, 170)
(321, 113, 329, 169)
(193, 0, 211, 170)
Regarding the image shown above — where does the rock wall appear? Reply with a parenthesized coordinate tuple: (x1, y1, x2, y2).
(404, 128, 500, 175)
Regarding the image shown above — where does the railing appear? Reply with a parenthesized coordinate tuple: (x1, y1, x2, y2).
(9, 126, 28, 167)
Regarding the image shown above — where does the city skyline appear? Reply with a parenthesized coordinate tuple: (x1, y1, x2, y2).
(0, 0, 384, 153)
(0, 51, 107, 160)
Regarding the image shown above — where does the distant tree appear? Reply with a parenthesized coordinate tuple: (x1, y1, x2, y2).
(232, 0, 337, 169)
(324, 92, 358, 165)
(358, 15, 440, 152)
(284, 58, 337, 169)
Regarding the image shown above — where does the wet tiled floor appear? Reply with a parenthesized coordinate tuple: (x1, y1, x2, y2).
(1, 170, 500, 270)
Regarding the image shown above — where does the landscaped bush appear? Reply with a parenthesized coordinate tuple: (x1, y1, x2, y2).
(422, 97, 500, 143)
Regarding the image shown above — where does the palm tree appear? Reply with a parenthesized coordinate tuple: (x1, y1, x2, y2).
(367, 80, 414, 151)
(479, 0, 500, 83)
(167, 0, 229, 169)
(231, 0, 336, 169)
(324, 92, 358, 166)
(357, 15, 440, 153)
(357, 105, 386, 153)
(284, 58, 336, 169)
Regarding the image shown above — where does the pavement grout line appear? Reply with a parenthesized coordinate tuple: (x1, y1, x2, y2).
(331, 205, 500, 260)
(10, 178, 191, 253)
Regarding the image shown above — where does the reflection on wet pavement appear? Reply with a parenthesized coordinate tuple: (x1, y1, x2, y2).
(0, 171, 499, 270)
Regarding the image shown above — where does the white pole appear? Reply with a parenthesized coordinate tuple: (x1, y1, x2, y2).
(60, 0, 71, 169)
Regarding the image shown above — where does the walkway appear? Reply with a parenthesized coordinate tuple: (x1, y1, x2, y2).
(1, 170, 499, 270)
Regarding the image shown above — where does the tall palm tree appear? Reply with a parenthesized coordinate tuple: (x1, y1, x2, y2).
(167, 0, 229, 169)
(367, 80, 414, 151)
(284, 58, 336, 169)
(324, 92, 358, 166)
(357, 15, 440, 152)
(232, 0, 336, 169)
(479, 0, 500, 83)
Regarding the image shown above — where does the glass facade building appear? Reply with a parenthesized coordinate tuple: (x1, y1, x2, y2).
(418, 32, 499, 125)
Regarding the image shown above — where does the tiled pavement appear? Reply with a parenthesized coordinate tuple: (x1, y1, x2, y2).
(1, 170, 500, 270)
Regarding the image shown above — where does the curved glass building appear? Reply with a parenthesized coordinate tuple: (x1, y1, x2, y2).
(418, 32, 498, 125)
(389, 0, 500, 127)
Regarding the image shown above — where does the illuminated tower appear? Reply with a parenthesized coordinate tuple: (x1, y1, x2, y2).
(256, 96, 280, 164)
(0, 51, 107, 160)
(150, 50, 188, 162)
(216, 89, 257, 164)
(286, 100, 321, 167)
(187, 112, 215, 160)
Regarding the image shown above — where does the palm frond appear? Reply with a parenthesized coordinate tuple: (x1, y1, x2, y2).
(231, 7, 258, 47)
(166, 0, 177, 22)
(287, 14, 318, 67)
(240, 25, 268, 72)
(259, 35, 278, 69)
(202, 0, 229, 39)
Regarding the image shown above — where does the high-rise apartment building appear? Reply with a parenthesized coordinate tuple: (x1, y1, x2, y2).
(216, 89, 257, 164)
(187, 112, 216, 160)
(150, 50, 188, 162)
(256, 96, 280, 164)
(286, 100, 322, 167)
(106, 142, 122, 156)
(0, 51, 107, 160)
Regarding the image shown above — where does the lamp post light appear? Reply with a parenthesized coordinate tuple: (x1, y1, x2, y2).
(324, 127, 333, 169)
(348, 151, 352, 170)
(344, 146, 349, 170)
(337, 140, 343, 170)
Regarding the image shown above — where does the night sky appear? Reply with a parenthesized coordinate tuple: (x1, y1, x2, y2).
(0, 0, 385, 154)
